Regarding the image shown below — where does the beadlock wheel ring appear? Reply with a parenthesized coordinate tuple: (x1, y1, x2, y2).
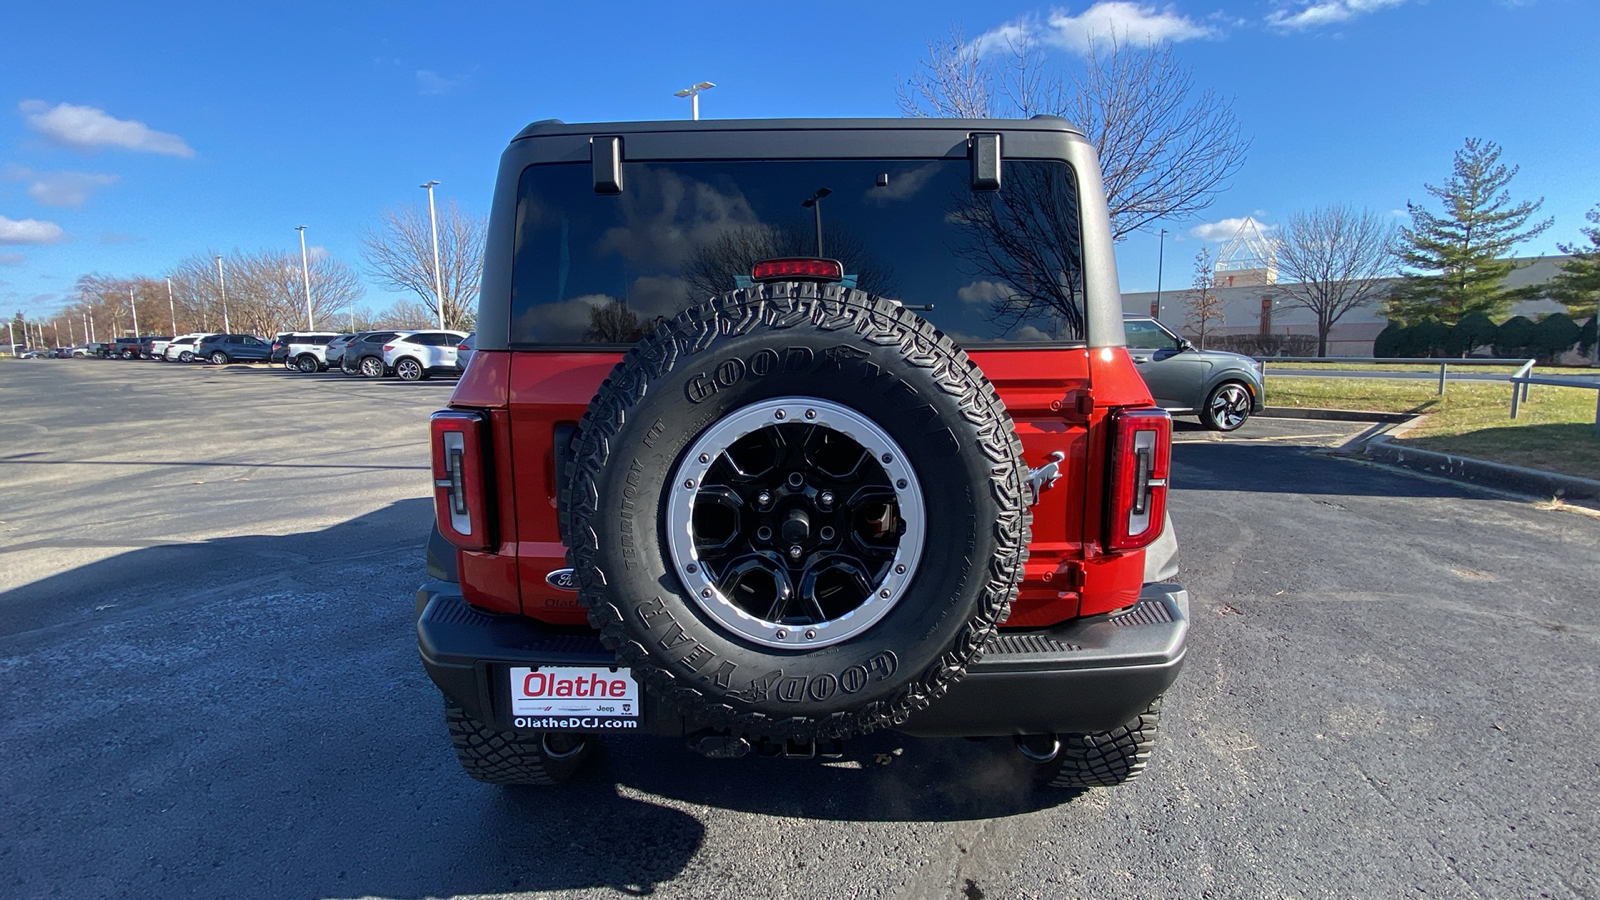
(665, 397, 926, 650)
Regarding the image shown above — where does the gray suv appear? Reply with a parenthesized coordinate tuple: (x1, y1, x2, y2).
(1124, 315, 1264, 431)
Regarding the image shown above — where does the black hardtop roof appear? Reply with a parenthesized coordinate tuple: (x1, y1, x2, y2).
(512, 115, 1083, 143)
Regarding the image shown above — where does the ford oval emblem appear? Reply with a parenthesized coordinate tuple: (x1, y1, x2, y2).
(545, 568, 579, 591)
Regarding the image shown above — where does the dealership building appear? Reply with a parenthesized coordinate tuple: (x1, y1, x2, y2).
(1119, 220, 1575, 356)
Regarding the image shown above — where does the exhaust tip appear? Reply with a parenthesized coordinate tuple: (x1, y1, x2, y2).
(1014, 734, 1061, 763)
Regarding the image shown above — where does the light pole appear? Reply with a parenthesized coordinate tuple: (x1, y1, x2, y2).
(296, 225, 315, 330)
(421, 181, 446, 329)
(1153, 228, 1167, 320)
(673, 82, 715, 120)
(802, 187, 832, 256)
(129, 286, 141, 340)
(166, 278, 177, 336)
(214, 256, 231, 333)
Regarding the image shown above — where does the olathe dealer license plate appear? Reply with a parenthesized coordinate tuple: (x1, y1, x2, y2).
(508, 666, 640, 731)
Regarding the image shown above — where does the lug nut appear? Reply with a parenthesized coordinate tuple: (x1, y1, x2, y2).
(789, 545, 803, 560)
(757, 491, 772, 507)
(819, 491, 834, 509)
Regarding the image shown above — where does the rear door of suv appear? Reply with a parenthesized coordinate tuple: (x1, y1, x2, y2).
(491, 121, 1127, 625)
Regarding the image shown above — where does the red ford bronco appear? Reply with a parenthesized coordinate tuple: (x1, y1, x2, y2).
(418, 116, 1187, 788)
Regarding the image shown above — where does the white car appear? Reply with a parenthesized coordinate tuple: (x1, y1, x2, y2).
(283, 333, 346, 373)
(162, 333, 217, 363)
(381, 330, 468, 381)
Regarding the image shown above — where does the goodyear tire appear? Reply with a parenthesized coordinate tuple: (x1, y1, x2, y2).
(1033, 696, 1162, 789)
(445, 697, 591, 785)
(562, 282, 1030, 742)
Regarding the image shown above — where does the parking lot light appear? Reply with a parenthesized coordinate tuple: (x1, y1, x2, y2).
(214, 255, 231, 333)
(421, 181, 445, 330)
(673, 81, 715, 120)
(296, 226, 315, 331)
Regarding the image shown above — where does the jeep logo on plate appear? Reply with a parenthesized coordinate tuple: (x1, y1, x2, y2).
(545, 568, 579, 591)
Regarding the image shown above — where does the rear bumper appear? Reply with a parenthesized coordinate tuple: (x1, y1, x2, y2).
(416, 582, 1187, 738)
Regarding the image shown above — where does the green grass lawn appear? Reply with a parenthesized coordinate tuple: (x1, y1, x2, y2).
(1266, 376, 1600, 479)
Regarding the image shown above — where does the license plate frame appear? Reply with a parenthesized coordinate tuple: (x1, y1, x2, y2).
(507, 665, 641, 732)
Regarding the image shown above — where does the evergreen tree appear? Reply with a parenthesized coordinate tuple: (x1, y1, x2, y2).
(1545, 204, 1600, 364)
(1386, 138, 1552, 324)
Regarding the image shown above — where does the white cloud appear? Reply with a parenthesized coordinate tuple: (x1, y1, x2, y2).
(1267, 0, 1407, 30)
(1190, 216, 1277, 242)
(18, 100, 195, 157)
(983, 3, 1217, 55)
(6, 166, 119, 207)
(957, 280, 1023, 305)
(0, 215, 67, 245)
(416, 69, 474, 96)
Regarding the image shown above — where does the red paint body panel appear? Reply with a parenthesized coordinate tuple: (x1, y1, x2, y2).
(445, 344, 1161, 628)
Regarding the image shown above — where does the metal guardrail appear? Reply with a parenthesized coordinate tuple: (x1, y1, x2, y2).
(1255, 355, 1600, 437)
(1259, 356, 1535, 395)
(1509, 362, 1600, 437)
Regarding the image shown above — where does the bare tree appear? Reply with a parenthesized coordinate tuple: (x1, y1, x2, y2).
(1272, 205, 1397, 357)
(1183, 248, 1224, 349)
(377, 299, 438, 329)
(898, 30, 1248, 240)
(361, 200, 484, 330)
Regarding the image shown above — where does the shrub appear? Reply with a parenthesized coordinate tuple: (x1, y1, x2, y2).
(1531, 313, 1581, 363)
(1494, 315, 1537, 358)
(1208, 333, 1317, 357)
(1454, 312, 1498, 356)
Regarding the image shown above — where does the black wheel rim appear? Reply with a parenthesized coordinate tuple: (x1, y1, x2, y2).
(666, 397, 925, 649)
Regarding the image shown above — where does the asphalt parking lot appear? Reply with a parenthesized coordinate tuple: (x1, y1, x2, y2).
(3, 360, 1598, 899)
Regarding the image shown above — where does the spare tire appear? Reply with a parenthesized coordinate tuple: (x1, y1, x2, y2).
(562, 282, 1030, 741)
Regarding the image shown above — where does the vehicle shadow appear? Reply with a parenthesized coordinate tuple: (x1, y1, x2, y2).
(1172, 440, 1483, 499)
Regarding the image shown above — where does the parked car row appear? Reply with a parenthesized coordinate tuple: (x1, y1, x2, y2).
(45, 329, 476, 382)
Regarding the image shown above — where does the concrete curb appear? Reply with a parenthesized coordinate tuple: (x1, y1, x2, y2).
(1360, 435, 1600, 501)
(1260, 406, 1412, 423)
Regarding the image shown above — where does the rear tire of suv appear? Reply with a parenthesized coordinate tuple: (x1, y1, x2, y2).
(296, 354, 320, 373)
(1030, 696, 1162, 789)
(178, 351, 194, 363)
(562, 282, 1030, 742)
(358, 356, 385, 378)
(1201, 382, 1252, 432)
(209, 351, 229, 365)
(444, 697, 591, 785)
(395, 357, 427, 381)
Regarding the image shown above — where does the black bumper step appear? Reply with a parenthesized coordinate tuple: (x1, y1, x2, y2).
(416, 582, 1188, 738)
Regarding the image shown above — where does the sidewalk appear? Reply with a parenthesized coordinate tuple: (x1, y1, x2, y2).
(1264, 406, 1600, 505)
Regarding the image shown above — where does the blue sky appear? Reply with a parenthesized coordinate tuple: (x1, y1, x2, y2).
(1, 0, 1595, 324)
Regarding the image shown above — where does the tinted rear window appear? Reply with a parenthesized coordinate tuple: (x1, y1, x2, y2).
(509, 157, 1085, 347)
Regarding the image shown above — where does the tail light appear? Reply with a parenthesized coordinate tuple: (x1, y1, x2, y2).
(1105, 407, 1171, 551)
(382, 344, 395, 352)
(431, 409, 492, 550)
(751, 258, 844, 282)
